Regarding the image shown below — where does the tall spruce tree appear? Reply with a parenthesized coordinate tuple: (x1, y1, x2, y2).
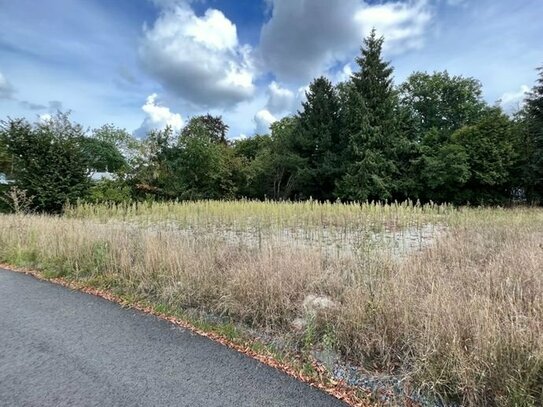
(339, 29, 405, 201)
(522, 65, 543, 202)
(294, 76, 343, 200)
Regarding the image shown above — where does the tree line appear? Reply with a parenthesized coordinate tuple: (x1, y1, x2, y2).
(1, 30, 542, 213)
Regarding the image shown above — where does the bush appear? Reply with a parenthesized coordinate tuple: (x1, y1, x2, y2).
(88, 179, 132, 204)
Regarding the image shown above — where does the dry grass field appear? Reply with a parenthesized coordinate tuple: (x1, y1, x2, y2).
(1, 201, 542, 406)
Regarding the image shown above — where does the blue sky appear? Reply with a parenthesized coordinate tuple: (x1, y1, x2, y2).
(0, 0, 541, 138)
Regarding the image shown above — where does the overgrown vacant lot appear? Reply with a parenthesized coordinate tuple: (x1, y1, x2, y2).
(1, 201, 542, 406)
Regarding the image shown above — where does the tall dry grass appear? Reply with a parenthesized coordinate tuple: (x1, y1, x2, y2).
(0, 202, 542, 406)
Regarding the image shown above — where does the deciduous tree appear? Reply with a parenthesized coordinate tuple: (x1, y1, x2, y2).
(0, 113, 90, 213)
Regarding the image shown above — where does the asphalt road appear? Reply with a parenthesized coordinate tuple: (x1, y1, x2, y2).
(0, 269, 345, 407)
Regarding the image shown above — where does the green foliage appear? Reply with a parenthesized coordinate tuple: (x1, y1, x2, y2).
(132, 127, 177, 199)
(173, 128, 240, 199)
(0, 136, 12, 177)
(233, 135, 274, 198)
(1, 36, 540, 207)
(234, 134, 272, 161)
(339, 29, 407, 201)
(0, 113, 91, 213)
(399, 70, 494, 202)
(418, 139, 471, 203)
(181, 114, 229, 145)
(131, 121, 241, 200)
(236, 118, 307, 200)
(294, 76, 344, 201)
(520, 66, 543, 203)
(400, 71, 487, 138)
(0, 184, 11, 213)
(80, 137, 127, 173)
(92, 124, 142, 170)
(89, 179, 132, 204)
(453, 109, 516, 203)
(268, 117, 307, 200)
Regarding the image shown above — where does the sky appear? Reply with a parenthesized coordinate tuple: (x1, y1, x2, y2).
(0, 0, 541, 139)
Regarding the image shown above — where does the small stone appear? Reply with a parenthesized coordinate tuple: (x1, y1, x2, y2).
(291, 317, 307, 331)
(312, 348, 339, 373)
(302, 294, 337, 314)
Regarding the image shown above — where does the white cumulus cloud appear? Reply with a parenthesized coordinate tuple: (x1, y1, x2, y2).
(260, 0, 433, 83)
(139, 2, 256, 108)
(252, 82, 309, 134)
(355, 1, 432, 52)
(333, 64, 354, 84)
(267, 81, 296, 114)
(254, 109, 278, 134)
(135, 93, 184, 137)
(499, 85, 529, 113)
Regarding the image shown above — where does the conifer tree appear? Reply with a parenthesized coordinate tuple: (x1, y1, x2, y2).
(295, 76, 343, 200)
(339, 29, 405, 201)
(523, 65, 543, 202)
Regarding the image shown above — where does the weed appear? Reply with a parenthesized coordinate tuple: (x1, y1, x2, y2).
(1, 202, 542, 406)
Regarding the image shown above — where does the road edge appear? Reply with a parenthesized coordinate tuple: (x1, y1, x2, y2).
(0, 263, 371, 407)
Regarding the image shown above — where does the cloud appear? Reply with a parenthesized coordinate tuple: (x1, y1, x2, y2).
(266, 82, 295, 114)
(1, 70, 63, 112)
(20, 101, 47, 111)
(355, 1, 432, 52)
(249, 82, 308, 135)
(260, 0, 433, 83)
(0, 71, 15, 99)
(231, 133, 248, 141)
(20, 99, 63, 112)
(48, 100, 63, 111)
(254, 109, 278, 134)
(265, 81, 309, 115)
(139, 2, 256, 108)
(499, 85, 529, 113)
(333, 64, 354, 84)
(134, 93, 184, 137)
(39, 113, 52, 123)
